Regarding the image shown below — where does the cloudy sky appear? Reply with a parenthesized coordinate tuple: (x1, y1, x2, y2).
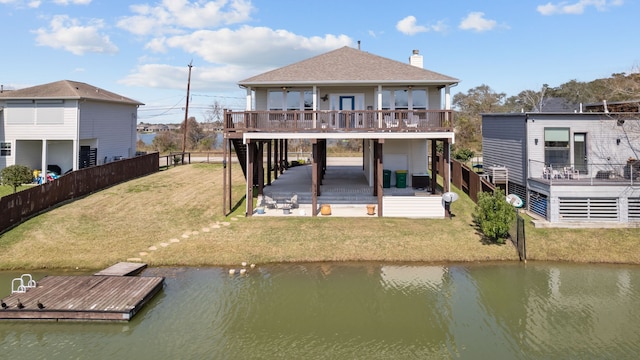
(1, 0, 637, 123)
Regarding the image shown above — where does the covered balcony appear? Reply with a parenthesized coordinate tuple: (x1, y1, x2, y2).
(224, 109, 454, 134)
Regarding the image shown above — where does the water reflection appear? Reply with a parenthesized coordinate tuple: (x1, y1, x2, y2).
(1, 263, 639, 359)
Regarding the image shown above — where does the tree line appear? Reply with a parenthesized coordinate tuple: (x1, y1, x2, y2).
(138, 101, 225, 153)
(453, 69, 640, 154)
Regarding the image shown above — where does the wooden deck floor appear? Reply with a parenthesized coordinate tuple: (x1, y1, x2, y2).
(94, 262, 148, 276)
(1, 264, 164, 322)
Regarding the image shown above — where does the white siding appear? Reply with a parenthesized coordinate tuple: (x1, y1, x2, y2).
(79, 101, 138, 162)
(383, 196, 445, 218)
(3, 100, 77, 139)
(252, 85, 444, 111)
(383, 138, 428, 187)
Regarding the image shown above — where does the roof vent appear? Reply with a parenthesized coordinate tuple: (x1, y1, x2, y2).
(409, 50, 423, 68)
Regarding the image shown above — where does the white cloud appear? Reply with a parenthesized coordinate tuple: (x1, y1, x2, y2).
(53, 0, 91, 5)
(459, 12, 497, 32)
(0, 0, 39, 6)
(119, 63, 255, 92)
(537, 0, 624, 15)
(33, 15, 118, 55)
(117, 0, 253, 36)
(121, 25, 352, 92)
(430, 20, 449, 33)
(156, 25, 352, 67)
(396, 16, 449, 35)
(396, 16, 428, 35)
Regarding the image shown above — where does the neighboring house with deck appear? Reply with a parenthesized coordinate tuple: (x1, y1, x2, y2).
(223, 46, 459, 217)
(482, 111, 640, 226)
(0, 80, 143, 178)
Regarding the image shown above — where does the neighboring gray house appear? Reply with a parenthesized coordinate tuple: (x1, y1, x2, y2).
(482, 111, 640, 226)
(0, 80, 143, 177)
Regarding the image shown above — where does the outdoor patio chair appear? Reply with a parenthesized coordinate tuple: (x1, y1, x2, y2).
(384, 115, 398, 128)
(406, 115, 419, 128)
(264, 195, 277, 209)
(290, 194, 299, 209)
(564, 167, 580, 179)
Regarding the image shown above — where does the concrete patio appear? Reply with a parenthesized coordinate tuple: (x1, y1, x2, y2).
(255, 157, 434, 217)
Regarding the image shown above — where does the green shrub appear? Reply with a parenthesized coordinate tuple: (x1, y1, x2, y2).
(452, 146, 475, 162)
(473, 188, 515, 243)
(1, 165, 33, 193)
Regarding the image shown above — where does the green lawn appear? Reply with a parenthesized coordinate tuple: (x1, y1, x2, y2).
(0, 163, 638, 271)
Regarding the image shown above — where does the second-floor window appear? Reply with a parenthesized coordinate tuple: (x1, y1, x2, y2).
(544, 128, 570, 167)
(269, 90, 313, 111)
(381, 89, 427, 110)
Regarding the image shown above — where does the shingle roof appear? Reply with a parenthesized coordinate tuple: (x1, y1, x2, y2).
(239, 46, 459, 87)
(0, 80, 143, 105)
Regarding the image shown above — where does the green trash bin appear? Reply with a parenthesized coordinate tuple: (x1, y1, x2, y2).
(383, 169, 391, 188)
(395, 170, 408, 188)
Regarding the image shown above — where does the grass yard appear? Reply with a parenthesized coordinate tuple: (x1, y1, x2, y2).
(0, 163, 638, 270)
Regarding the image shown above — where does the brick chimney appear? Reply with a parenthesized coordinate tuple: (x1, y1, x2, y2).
(409, 49, 423, 68)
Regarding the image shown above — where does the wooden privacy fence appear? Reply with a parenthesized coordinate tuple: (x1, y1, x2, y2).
(434, 155, 494, 203)
(509, 214, 527, 261)
(0, 153, 159, 234)
(435, 154, 526, 260)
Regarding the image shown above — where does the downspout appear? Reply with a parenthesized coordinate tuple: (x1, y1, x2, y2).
(75, 100, 80, 170)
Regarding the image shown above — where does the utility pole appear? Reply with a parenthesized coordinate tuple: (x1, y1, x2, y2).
(182, 61, 193, 154)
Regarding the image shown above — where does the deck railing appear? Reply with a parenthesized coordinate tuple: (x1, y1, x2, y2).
(224, 109, 454, 133)
(529, 159, 640, 186)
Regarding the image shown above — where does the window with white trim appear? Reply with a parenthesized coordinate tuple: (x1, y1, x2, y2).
(381, 89, 427, 110)
(544, 128, 570, 168)
(268, 90, 313, 111)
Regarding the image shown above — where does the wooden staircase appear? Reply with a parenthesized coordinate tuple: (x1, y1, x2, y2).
(231, 138, 260, 183)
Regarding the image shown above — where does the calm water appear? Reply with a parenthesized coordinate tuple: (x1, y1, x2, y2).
(137, 132, 223, 147)
(1, 262, 639, 359)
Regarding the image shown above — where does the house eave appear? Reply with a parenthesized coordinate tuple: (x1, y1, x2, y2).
(238, 80, 459, 88)
(0, 96, 144, 106)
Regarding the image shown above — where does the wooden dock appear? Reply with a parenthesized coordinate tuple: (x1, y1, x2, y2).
(0, 263, 164, 322)
(94, 262, 147, 276)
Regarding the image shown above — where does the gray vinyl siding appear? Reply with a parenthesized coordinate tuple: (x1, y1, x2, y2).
(482, 114, 527, 186)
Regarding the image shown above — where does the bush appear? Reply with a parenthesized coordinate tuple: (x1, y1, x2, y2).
(452, 146, 475, 162)
(1, 165, 33, 193)
(473, 188, 515, 243)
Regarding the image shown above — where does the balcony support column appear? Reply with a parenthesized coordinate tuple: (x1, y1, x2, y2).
(313, 85, 318, 128)
(377, 85, 383, 127)
(311, 139, 318, 217)
(245, 87, 252, 111)
(443, 139, 451, 193)
(266, 140, 272, 185)
(430, 140, 438, 194)
(273, 139, 279, 180)
(375, 139, 384, 217)
(246, 139, 254, 216)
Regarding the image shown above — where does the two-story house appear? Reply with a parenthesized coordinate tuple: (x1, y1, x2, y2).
(0, 80, 143, 178)
(482, 110, 640, 226)
(223, 46, 459, 217)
